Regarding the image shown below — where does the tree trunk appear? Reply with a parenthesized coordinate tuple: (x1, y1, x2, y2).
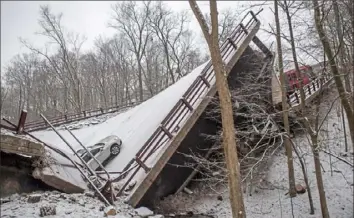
(189, 1, 245, 217)
(138, 61, 144, 102)
(332, 0, 352, 99)
(283, 0, 306, 112)
(274, 0, 297, 198)
(290, 138, 315, 214)
(311, 135, 330, 218)
(312, 0, 354, 150)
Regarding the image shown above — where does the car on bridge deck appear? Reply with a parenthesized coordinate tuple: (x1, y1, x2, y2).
(76, 135, 123, 171)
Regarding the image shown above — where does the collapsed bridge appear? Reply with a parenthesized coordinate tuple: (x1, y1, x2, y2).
(0, 10, 332, 207)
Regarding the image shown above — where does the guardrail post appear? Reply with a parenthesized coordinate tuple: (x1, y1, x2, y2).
(227, 38, 237, 49)
(135, 157, 150, 173)
(160, 125, 173, 139)
(295, 92, 299, 104)
(312, 82, 316, 92)
(181, 98, 193, 111)
(239, 23, 248, 34)
(308, 85, 312, 95)
(198, 75, 211, 88)
(16, 110, 27, 134)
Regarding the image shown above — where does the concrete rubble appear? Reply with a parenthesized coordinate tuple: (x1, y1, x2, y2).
(0, 191, 165, 218)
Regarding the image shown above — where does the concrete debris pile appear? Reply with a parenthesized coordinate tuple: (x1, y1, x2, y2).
(0, 191, 164, 218)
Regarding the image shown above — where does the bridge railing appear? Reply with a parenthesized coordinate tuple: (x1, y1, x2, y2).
(113, 11, 261, 194)
(288, 73, 332, 107)
(24, 101, 140, 132)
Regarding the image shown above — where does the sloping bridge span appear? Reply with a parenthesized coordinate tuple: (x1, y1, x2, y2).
(116, 11, 264, 207)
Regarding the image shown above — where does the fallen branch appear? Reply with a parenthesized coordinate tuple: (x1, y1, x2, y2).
(321, 149, 353, 167)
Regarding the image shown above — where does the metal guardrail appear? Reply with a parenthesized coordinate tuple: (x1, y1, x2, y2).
(287, 74, 332, 107)
(24, 102, 140, 132)
(114, 11, 260, 194)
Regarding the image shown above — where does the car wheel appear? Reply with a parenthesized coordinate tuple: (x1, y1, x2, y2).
(110, 144, 121, 156)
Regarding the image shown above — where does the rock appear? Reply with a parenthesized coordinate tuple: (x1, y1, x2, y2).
(340, 152, 348, 157)
(183, 187, 193, 195)
(78, 199, 85, 206)
(21, 193, 28, 197)
(104, 206, 117, 217)
(9, 193, 20, 201)
(135, 207, 154, 217)
(59, 194, 66, 199)
(27, 194, 41, 203)
(295, 184, 306, 194)
(85, 192, 95, 198)
(69, 196, 76, 203)
(39, 205, 56, 217)
(51, 190, 61, 195)
(99, 205, 105, 211)
(149, 215, 164, 218)
(0, 198, 11, 204)
(187, 211, 194, 216)
(217, 195, 223, 201)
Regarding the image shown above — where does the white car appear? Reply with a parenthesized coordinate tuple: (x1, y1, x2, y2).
(77, 135, 122, 171)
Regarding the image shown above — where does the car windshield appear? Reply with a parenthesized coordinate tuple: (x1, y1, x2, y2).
(77, 149, 85, 156)
(82, 147, 102, 162)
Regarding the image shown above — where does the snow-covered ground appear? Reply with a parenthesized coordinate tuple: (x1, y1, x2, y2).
(155, 89, 354, 218)
(2, 87, 352, 218)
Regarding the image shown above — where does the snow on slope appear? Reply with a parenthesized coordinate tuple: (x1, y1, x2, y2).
(32, 62, 208, 173)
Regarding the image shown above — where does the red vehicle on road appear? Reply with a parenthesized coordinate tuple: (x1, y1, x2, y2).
(284, 65, 314, 94)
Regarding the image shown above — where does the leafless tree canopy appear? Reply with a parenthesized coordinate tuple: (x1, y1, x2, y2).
(2, 2, 238, 122)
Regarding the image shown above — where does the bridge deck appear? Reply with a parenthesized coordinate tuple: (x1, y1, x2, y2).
(121, 11, 262, 207)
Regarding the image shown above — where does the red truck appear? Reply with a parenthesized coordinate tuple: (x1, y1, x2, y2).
(284, 65, 314, 94)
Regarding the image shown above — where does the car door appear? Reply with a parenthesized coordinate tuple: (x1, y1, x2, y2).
(87, 147, 102, 171)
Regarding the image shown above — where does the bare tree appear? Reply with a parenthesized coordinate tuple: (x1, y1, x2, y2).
(274, 0, 297, 198)
(312, 0, 354, 150)
(21, 5, 85, 113)
(189, 1, 245, 217)
(110, 1, 152, 101)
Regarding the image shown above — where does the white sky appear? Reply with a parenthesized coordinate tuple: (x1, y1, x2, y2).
(1, 1, 274, 71)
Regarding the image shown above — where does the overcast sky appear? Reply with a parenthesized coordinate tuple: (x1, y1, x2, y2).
(1, 1, 274, 71)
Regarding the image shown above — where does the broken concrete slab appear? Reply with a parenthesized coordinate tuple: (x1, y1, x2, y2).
(0, 133, 45, 157)
(32, 150, 88, 194)
(0, 130, 88, 194)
